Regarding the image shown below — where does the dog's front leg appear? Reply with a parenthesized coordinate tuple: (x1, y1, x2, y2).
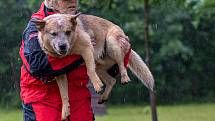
(56, 74, 70, 120)
(81, 48, 103, 93)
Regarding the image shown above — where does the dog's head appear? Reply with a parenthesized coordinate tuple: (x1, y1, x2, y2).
(32, 13, 81, 56)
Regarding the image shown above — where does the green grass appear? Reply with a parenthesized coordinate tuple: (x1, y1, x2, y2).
(96, 103, 215, 121)
(0, 103, 215, 121)
(0, 109, 22, 121)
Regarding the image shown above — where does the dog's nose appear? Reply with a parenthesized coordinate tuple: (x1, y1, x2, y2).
(59, 44, 67, 51)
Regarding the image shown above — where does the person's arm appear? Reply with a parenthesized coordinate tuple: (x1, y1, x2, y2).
(20, 20, 84, 82)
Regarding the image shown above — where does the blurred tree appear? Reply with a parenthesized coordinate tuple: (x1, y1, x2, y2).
(0, 0, 31, 107)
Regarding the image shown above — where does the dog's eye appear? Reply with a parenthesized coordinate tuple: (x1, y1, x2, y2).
(50, 32, 57, 36)
(65, 31, 71, 35)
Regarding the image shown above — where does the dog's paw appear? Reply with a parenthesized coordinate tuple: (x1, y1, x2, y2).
(98, 93, 109, 104)
(121, 81, 129, 85)
(62, 102, 70, 120)
(98, 99, 108, 104)
(121, 75, 131, 85)
(93, 82, 103, 93)
(98, 81, 104, 88)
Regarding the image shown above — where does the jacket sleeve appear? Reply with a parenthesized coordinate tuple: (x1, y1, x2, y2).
(20, 20, 84, 82)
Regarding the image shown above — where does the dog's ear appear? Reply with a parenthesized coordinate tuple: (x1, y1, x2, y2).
(31, 19, 46, 31)
(70, 12, 81, 25)
(73, 12, 82, 19)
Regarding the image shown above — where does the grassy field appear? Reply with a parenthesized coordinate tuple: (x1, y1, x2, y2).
(0, 103, 214, 121)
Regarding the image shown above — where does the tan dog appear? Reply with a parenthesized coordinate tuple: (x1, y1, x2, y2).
(32, 14, 104, 120)
(43, 2, 154, 84)
(33, 13, 155, 120)
(45, 0, 154, 100)
(38, 1, 154, 120)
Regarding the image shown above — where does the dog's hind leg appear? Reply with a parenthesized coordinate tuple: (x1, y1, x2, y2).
(106, 36, 131, 84)
(97, 69, 116, 104)
(56, 74, 70, 120)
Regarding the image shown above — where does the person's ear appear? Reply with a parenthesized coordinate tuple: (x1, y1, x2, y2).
(31, 19, 46, 31)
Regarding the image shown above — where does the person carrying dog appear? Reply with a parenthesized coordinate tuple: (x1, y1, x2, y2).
(19, 0, 130, 121)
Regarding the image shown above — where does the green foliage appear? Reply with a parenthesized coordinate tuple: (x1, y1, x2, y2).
(0, 0, 31, 108)
(0, 0, 214, 107)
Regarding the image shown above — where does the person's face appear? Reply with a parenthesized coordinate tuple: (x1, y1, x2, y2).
(53, 0, 77, 14)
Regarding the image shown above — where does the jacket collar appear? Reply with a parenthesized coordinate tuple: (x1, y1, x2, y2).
(31, 2, 56, 20)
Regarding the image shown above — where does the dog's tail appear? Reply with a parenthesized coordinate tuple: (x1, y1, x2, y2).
(128, 49, 154, 91)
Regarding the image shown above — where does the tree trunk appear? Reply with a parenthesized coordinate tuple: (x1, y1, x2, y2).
(144, 0, 158, 121)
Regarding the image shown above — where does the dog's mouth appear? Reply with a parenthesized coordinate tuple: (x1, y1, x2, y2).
(59, 50, 67, 55)
(56, 50, 68, 56)
(57, 48, 68, 56)
(52, 44, 68, 56)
